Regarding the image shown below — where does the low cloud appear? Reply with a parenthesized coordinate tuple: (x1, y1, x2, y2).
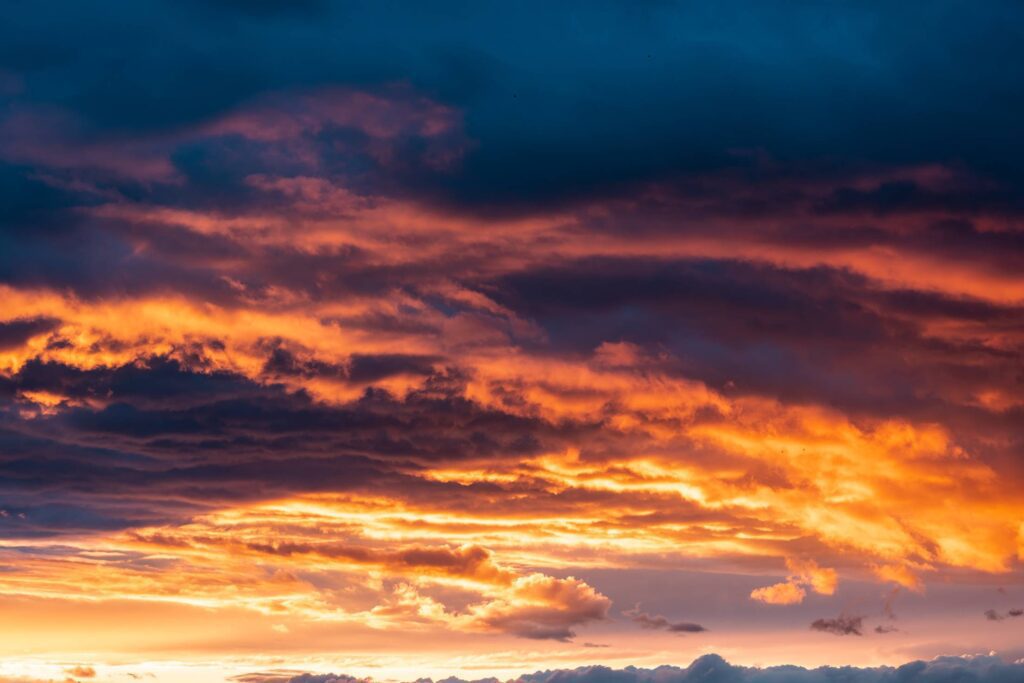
(985, 608, 1023, 621)
(623, 605, 707, 634)
(809, 613, 864, 636)
(466, 574, 611, 641)
(271, 653, 1024, 683)
(234, 674, 367, 683)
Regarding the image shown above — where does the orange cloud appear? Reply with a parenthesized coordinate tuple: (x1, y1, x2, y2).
(872, 564, 924, 592)
(1, 86, 1024, 675)
(786, 559, 838, 596)
(751, 559, 837, 605)
(750, 582, 807, 606)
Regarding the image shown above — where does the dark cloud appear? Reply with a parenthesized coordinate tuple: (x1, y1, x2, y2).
(236, 676, 367, 683)
(261, 345, 439, 384)
(985, 608, 1023, 621)
(3, 0, 1024, 495)
(0, 351, 617, 537)
(809, 614, 863, 636)
(270, 654, 1024, 683)
(491, 254, 1024, 432)
(3, 2, 1024, 211)
(623, 605, 707, 634)
(0, 317, 59, 351)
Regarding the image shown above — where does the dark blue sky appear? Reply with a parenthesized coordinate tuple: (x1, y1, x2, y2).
(4, 1, 1024, 209)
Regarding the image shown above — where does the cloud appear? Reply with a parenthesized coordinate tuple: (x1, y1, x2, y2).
(0, 317, 60, 352)
(809, 614, 864, 636)
(465, 574, 611, 641)
(750, 558, 836, 605)
(623, 605, 707, 634)
(786, 559, 838, 595)
(1, 0, 1024, 666)
(270, 654, 1024, 683)
(2, 3, 1024, 209)
(236, 676, 368, 683)
(985, 608, 1024, 621)
(872, 563, 924, 592)
(749, 581, 806, 605)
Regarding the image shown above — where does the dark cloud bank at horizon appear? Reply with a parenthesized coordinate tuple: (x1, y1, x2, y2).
(239, 654, 1024, 683)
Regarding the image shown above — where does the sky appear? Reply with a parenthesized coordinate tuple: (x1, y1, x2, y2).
(1, 1, 1023, 682)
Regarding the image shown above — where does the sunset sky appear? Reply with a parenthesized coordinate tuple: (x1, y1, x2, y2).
(1, 2, 1023, 682)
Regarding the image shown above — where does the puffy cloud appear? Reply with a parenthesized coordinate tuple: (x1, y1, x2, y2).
(464, 574, 611, 641)
(273, 655, 1024, 683)
(750, 558, 836, 605)
(786, 559, 838, 596)
(749, 581, 806, 606)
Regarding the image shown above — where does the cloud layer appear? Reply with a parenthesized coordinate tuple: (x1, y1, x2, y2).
(1, 0, 1023, 675)
(255, 655, 1024, 683)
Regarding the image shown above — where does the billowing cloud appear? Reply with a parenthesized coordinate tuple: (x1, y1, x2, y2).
(750, 558, 837, 605)
(268, 655, 1024, 683)
(464, 574, 611, 641)
(2, 1, 1024, 677)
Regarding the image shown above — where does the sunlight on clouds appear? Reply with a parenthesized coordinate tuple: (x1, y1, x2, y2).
(1, 31, 1024, 678)
(750, 559, 837, 605)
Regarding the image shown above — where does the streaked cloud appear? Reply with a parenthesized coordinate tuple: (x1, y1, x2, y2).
(1, 1, 1023, 679)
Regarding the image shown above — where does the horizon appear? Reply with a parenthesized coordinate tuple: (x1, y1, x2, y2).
(5, 653, 1024, 683)
(6, 655, 1024, 683)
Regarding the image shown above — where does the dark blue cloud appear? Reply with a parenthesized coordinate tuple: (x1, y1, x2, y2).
(3, 1, 1024, 209)
(266, 654, 1024, 683)
(0, 317, 60, 351)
